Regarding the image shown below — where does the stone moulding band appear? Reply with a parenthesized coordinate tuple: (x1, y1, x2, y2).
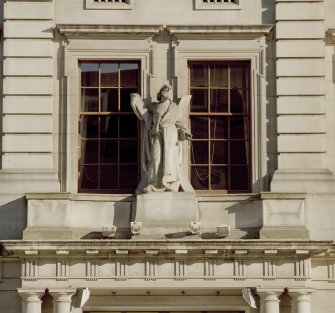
(55, 24, 274, 39)
(56, 24, 164, 39)
(2, 240, 332, 257)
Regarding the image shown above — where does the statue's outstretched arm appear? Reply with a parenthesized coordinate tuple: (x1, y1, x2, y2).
(130, 93, 150, 129)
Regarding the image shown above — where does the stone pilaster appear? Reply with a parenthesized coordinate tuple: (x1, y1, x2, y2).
(1, 0, 59, 193)
(272, 0, 335, 193)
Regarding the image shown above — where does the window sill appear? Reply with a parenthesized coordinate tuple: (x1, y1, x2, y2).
(26, 192, 135, 202)
(196, 193, 259, 202)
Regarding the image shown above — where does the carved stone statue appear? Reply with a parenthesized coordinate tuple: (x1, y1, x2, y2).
(130, 84, 192, 193)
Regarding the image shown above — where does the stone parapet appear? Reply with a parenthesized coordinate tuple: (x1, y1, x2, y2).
(23, 192, 312, 240)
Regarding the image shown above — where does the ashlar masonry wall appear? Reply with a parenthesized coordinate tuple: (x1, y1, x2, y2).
(272, 0, 331, 190)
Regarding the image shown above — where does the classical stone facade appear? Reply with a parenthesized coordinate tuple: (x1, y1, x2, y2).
(0, 0, 335, 313)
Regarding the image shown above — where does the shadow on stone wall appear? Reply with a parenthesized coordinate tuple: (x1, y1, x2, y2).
(81, 196, 134, 239)
(261, 0, 275, 25)
(0, 197, 27, 240)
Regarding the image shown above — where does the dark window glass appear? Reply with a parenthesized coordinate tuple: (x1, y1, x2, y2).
(210, 117, 228, 140)
(119, 165, 139, 189)
(81, 63, 99, 87)
(81, 89, 99, 112)
(100, 116, 118, 139)
(191, 166, 209, 190)
(120, 88, 138, 112)
(101, 88, 118, 112)
(191, 141, 209, 165)
(79, 61, 140, 193)
(190, 63, 208, 87)
(100, 165, 118, 189)
(101, 63, 118, 87)
(119, 115, 138, 138)
(230, 166, 249, 191)
(190, 89, 208, 112)
(189, 61, 251, 193)
(81, 116, 99, 139)
(210, 64, 228, 88)
(79, 165, 99, 190)
(80, 140, 99, 164)
(120, 63, 139, 88)
(210, 89, 228, 113)
(211, 166, 228, 190)
(100, 140, 118, 164)
(212, 141, 228, 165)
(191, 117, 208, 139)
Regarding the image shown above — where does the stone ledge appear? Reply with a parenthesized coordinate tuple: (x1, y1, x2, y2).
(2, 239, 332, 258)
(56, 24, 163, 39)
(260, 226, 309, 240)
(167, 24, 274, 38)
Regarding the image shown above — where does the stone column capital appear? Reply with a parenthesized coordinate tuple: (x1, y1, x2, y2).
(50, 290, 75, 302)
(257, 288, 281, 313)
(50, 289, 76, 313)
(18, 289, 44, 302)
(289, 288, 315, 299)
(256, 288, 283, 298)
(18, 289, 44, 313)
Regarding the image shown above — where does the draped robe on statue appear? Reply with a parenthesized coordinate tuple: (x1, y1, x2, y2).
(130, 92, 191, 193)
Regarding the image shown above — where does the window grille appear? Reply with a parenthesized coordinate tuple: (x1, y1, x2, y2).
(195, 0, 240, 10)
(202, 0, 238, 3)
(86, 0, 133, 10)
(93, 0, 127, 3)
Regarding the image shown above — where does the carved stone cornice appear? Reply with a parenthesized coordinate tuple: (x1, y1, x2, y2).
(167, 24, 274, 39)
(56, 24, 164, 39)
(2, 239, 332, 258)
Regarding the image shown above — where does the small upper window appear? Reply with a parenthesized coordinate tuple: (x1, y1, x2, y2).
(86, 0, 134, 10)
(195, 0, 241, 10)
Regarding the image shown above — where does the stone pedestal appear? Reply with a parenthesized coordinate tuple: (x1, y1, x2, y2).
(259, 192, 309, 239)
(133, 192, 199, 238)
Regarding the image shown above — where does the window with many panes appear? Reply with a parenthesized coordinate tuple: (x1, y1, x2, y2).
(189, 61, 251, 193)
(79, 61, 140, 193)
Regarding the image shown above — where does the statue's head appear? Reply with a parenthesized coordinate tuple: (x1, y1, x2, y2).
(157, 84, 173, 102)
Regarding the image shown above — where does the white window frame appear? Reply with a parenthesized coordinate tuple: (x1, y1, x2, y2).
(195, 0, 241, 10)
(86, 0, 134, 10)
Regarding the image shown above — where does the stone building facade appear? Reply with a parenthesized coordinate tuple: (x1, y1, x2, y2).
(0, 0, 335, 312)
